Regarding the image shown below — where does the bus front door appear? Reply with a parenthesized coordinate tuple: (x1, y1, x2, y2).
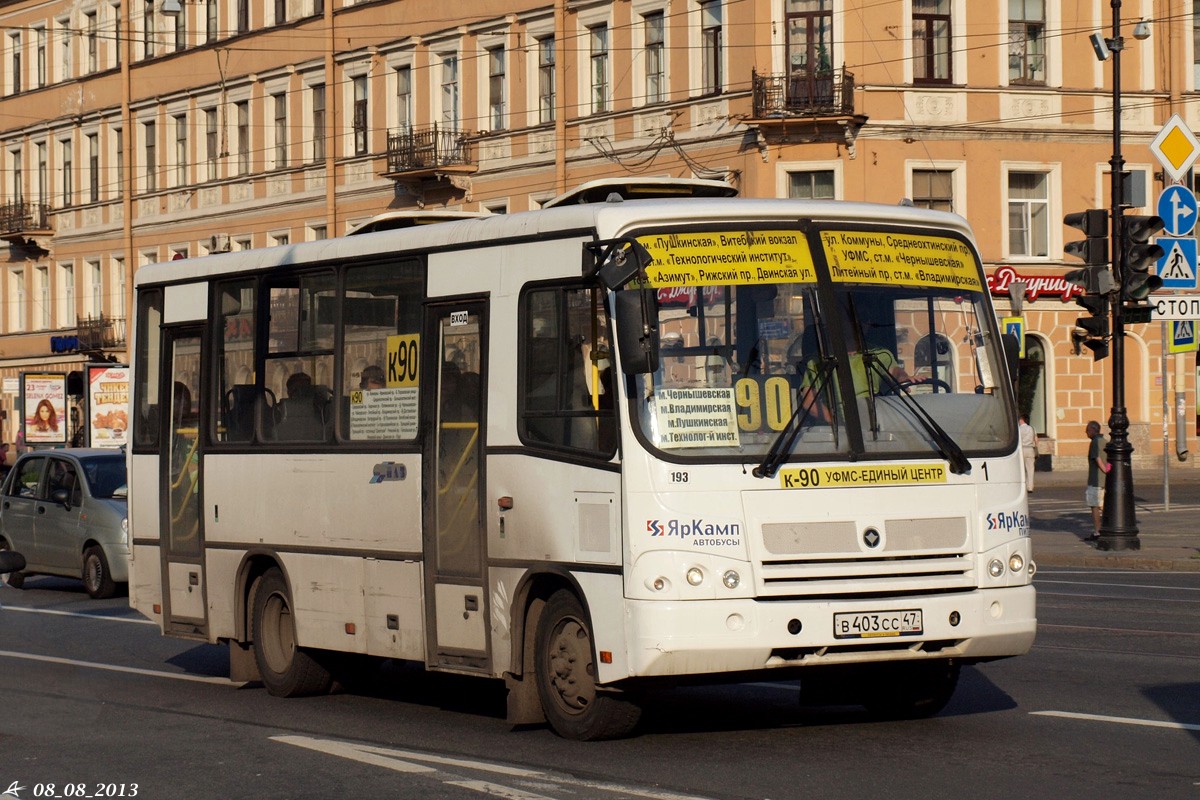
(161, 328, 208, 637)
(423, 301, 489, 672)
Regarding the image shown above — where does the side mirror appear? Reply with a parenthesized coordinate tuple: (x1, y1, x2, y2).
(1001, 332, 1020, 387)
(50, 487, 72, 510)
(615, 289, 660, 375)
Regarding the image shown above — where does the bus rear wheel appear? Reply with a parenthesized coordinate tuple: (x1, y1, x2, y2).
(534, 590, 641, 741)
(861, 659, 960, 720)
(252, 567, 332, 697)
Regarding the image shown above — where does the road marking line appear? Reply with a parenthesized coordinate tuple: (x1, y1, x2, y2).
(273, 735, 718, 800)
(445, 780, 560, 800)
(2, 605, 158, 624)
(1033, 710, 1200, 732)
(0, 650, 240, 686)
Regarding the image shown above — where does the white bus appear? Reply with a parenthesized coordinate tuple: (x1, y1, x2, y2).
(128, 196, 1036, 740)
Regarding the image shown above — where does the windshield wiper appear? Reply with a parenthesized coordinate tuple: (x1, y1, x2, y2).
(753, 356, 837, 479)
(867, 361, 972, 475)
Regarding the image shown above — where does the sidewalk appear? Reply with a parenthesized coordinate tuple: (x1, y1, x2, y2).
(1027, 468, 1200, 571)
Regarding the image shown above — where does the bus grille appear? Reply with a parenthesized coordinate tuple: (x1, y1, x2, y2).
(756, 516, 973, 596)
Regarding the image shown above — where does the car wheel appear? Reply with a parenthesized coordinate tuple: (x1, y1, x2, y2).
(0, 538, 24, 590)
(534, 590, 641, 740)
(251, 567, 332, 697)
(82, 546, 117, 599)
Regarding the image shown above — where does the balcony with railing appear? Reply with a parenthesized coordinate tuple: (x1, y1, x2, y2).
(383, 124, 478, 181)
(77, 314, 127, 352)
(0, 201, 53, 243)
(751, 67, 858, 119)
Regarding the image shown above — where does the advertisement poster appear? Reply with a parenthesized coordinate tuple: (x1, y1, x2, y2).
(88, 364, 130, 449)
(22, 373, 68, 445)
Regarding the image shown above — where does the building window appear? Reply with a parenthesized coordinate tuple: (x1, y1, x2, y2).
(205, 108, 218, 181)
(173, 2, 186, 52)
(61, 263, 76, 327)
(441, 55, 459, 129)
(88, 133, 99, 203)
(142, 1, 155, 59)
(37, 266, 49, 330)
(787, 0, 833, 88)
(36, 28, 47, 87)
(1194, 1, 1200, 87)
(86, 12, 99, 72)
(912, 169, 953, 212)
(236, 100, 249, 174)
(9, 33, 21, 94)
(114, 126, 124, 197)
(274, 0, 286, 25)
(60, 139, 73, 208)
(37, 141, 47, 204)
(115, 257, 126, 318)
(395, 66, 412, 132)
(788, 169, 835, 200)
(1008, 171, 1049, 258)
(644, 12, 665, 104)
(309, 224, 327, 241)
(538, 37, 555, 124)
(11, 271, 25, 332)
(913, 0, 952, 84)
(174, 113, 188, 187)
(273, 93, 287, 168)
(1009, 0, 1045, 84)
(114, 3, 122, 65)
(90, 260, 103, 317)
(206, 0, 218, 43)
(700, 1, 722, 95)
(144, 120, 156, 192)
(312, 84, 326, 162)
(488, 46, 506, 130)
(60, 19, 73, 81)
(10, 150, 22, 202)
(589, 26, 608, 114)
(236, 0, 249, 35)
(353, 76, 368, 155)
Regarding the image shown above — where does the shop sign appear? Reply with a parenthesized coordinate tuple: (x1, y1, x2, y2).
(987, 266, 1082, 302)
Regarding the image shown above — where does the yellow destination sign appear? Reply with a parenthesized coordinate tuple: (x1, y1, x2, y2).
(638, 231, 817, 286)
(820, 231, 983, 291)
(778, 462, 949, 489)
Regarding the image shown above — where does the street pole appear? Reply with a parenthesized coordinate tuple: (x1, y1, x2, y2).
(1100, 0, 1141, 550)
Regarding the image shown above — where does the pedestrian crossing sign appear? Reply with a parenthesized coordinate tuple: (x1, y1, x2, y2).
(1169, 320, 1198, 353)
(1003, 316, 1024, 358)
(1157, 237, 1199, 289)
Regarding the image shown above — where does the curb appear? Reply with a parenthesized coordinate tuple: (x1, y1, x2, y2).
(1033, 552, 1200, 571)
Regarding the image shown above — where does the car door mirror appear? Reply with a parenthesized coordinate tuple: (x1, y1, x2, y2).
(50, 488, 72, 510)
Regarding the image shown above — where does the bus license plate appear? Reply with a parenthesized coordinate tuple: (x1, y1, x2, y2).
(833, 609, 923, 639)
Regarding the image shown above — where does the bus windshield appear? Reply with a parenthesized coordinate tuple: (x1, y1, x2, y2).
(626, 225, 1015, 468)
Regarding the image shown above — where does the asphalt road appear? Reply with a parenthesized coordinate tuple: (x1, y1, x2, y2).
(0, 563, 1196, 800)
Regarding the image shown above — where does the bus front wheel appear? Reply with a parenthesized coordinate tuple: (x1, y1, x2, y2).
(251, 567, 332, 697)
(534, 590, 641, 741)
(861, 659, 960, 720)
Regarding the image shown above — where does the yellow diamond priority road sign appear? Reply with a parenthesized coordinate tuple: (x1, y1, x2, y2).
(1150, 114, 1200, 184)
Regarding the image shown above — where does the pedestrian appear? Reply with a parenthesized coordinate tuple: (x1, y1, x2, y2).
(1085, 420, 1110, 540)
(1018, 414, 1037, 493)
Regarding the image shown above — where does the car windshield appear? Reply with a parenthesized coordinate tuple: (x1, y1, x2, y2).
(625, 224, 1016, 468)
(82, 455, 128, 499)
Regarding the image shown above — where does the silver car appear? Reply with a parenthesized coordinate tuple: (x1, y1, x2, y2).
(0, 449, 129, 599)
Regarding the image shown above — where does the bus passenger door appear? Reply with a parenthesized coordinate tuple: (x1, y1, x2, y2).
(423, 300, 489, 672)
(161, 328, 208, 637)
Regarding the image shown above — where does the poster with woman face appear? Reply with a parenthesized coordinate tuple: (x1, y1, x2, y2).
(88, 364, 130, 448)
(23, 373, 67, 444)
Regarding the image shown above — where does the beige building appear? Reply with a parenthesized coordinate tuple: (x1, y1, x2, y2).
(0, 0, 1196, 469)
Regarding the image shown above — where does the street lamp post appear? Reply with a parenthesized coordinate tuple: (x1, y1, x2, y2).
(1098, 0, 1140, 550)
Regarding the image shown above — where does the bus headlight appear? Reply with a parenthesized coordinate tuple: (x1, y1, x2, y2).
(686, 567, 705, 587)
(988, 559, 1005, 578)
(1008, 553, 1025, 573)
(721, 570, 740, 589)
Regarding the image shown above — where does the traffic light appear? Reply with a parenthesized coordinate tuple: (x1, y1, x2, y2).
(1064, 208, 1114, 360)
(1121, 212, 1165, 303)
(1064, 209, 1109, 265)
